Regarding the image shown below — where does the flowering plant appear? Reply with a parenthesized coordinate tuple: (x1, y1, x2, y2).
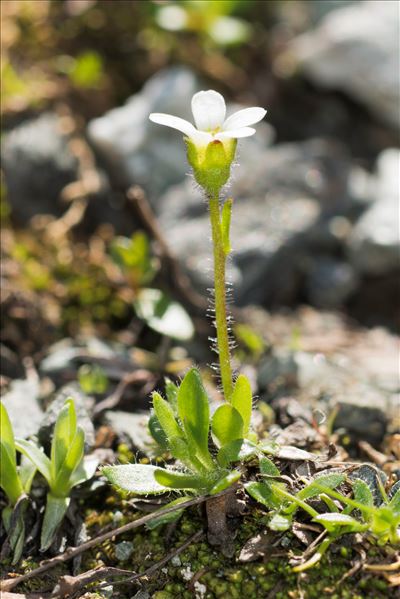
(103, 89, 267, 549)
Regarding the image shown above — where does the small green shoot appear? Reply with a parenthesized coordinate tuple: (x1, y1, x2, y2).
(0, 402, 36, 563)
(15, 398, 98, 551)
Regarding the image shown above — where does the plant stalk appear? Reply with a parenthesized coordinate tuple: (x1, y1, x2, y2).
(209, 195, 233, 401)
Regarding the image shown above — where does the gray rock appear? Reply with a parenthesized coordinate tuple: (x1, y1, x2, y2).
(334, 399, 388, 446)
(87, 66, 274, 202)
(348, 149, 400, 274)
(1, 113, 78, 224)
(1, 377, 43, 439)
(88, 67, 198, 199)
(306, 257, 359, 309)
(115, 541, 134, 562)
(291, 1, 400, 128)
(104, 410, 152, 452)
(257, 343, 394, 445)
(38, 383, 95, 451)
(258, 351, 298, 389)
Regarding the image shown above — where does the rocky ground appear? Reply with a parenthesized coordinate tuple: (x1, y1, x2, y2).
(1, 1, 399, 597)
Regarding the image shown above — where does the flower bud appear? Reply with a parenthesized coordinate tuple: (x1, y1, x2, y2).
(186, 138, 237, 196)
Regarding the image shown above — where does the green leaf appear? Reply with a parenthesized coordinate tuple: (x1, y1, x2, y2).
(353, 479, 374, 509)
(68, 51, 103, 89)
(111, 232, 155, 285)
(50, 399, 77, 484)
(0, 403, 24, 505)
(165, 379, 179, 411)
(230, 374, 252, 435)
(68, 454, 99, 489)
(269, 512, 292, 531)
(146, 497, 189, 530)
(53, 427, 85, 495)
(388, 488, 400, 515)
(234, 323, 265, 358)
(148, 413, 168, 450)
(15, 439, 51, 484)
(19, 455, 37, 494)
(134, 288, 194, 341)
(102, 464, 171, 495)
(245, 481, 282, 509)
(168, 436, 203, 472)
(7, 497, 29, 565)
(258, 439, 280, 455)
(220, 198, 233, 255)
(259, 456, 280, 477)
(152, 392, 183, 441)
(0, 402, 17, 468)
(313, 513, 367, 534)
(217, 438, 258, 467)
(298, 473, 346, 501)
(177, 369, 213, 468)
(40, 494, 70, 551)
(78, 364, 109, 395)
(209, 470, 241, 495)
(211, 404, 243, 447)
(154, 469, 206, 491)
(1, 443, 23, 507)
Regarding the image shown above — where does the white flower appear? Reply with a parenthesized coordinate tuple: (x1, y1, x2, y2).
(149, 90, 266, 146)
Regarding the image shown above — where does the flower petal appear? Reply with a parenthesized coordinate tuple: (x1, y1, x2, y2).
(215, 127, 256, 139)
(149, 113, 197, 137)
(191, 90, 226, 132)
(223, 107, 266, 131)
(191, 130, 214, 146)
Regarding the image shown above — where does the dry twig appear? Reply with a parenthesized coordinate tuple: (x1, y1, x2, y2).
(0, 490, 231, 593)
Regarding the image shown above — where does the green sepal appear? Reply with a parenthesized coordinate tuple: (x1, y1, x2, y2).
(211, 404, 243, 447)
(230, 374, 252, 435)
(40, 493, 70, 551)
(186, 138, 237, 195)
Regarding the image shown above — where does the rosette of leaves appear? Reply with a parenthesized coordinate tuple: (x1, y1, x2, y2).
(0, 402, 36, 563)
(15, 398, 98, 551)
(246, 461, 400, 571)
(103, 368, 257, 526)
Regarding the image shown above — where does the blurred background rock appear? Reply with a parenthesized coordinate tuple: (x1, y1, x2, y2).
(1, 1, 399, 445)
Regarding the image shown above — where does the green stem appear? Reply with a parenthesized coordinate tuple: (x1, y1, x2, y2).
(209, 195, 233, 401)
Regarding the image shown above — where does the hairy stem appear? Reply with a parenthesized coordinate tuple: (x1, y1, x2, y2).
(209, 195, 233, 401)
